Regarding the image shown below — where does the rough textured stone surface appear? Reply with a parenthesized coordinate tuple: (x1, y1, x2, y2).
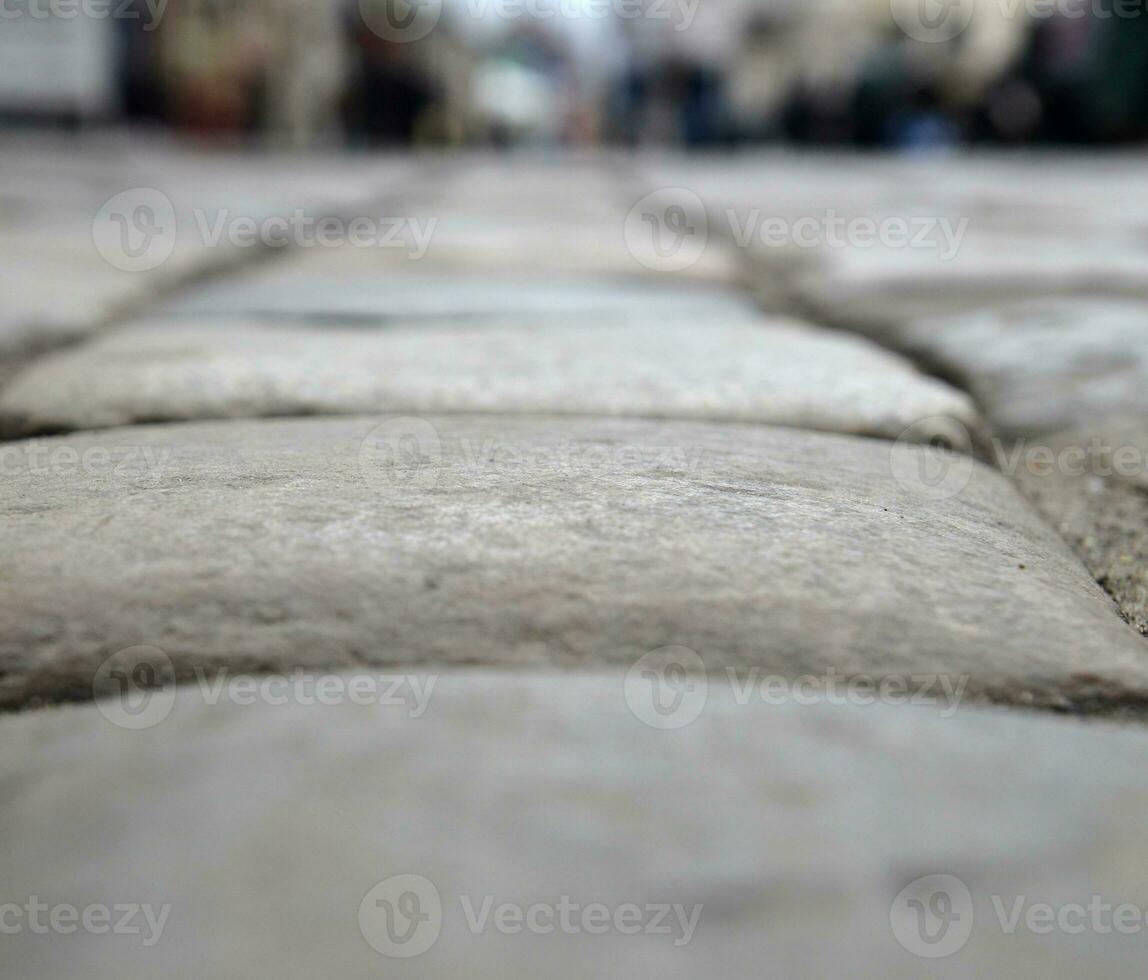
(1, 415, 1145, 711)
(0, 317, 980, 444)
(5, 676, 1148, 978)
(163, 274, 761, 322)
(1011, 416, 1148, 638)
(876, 301, 1148, 639)
(898, 300, 1148, 438)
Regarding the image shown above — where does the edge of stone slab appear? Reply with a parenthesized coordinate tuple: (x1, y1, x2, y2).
(9, 660, 1148, 723)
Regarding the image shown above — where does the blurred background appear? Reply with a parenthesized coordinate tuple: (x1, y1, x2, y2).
(1, 0, 1146, 151)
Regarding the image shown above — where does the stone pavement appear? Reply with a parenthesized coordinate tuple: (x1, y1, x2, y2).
(4, 144, 1148, 977)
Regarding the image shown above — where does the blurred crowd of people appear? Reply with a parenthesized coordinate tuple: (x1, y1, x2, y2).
(50, 0, 1148, 146)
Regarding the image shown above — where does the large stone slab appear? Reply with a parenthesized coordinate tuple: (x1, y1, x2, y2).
(5, 675, 1148, 978)
(898, 300, 1148, 438)
(162, 274, 761, 322)
(0, 317, 980, 443)
(1, 415, 1144, 712)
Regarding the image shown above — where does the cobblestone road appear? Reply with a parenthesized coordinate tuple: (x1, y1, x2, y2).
(4, 139, 1148, 977)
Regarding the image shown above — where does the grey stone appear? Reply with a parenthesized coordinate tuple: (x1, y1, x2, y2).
(0, 317, 980, 444)
(5, 676, 1148, 978)
(253, 215, 742, 283)
(899, 300, 1148, 438)
(788, 236, 1148, 340)
(1011, 415, 1148, 638)
(0, 415, 1144, 712)
(161, 274, 762, 322)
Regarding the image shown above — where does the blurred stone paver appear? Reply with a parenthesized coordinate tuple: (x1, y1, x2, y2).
(161, 273, 756, 322)
(0, 139, 408, 357)
(5, 676, 1148, 979)
(898, 300, 1148, 439)
(2, 415, 1144, 712)
(0, 317, 978, 443)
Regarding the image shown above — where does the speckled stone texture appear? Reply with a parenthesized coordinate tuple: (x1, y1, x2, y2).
(0, 316, 980, 444)
(1, 415, 1144, 712)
